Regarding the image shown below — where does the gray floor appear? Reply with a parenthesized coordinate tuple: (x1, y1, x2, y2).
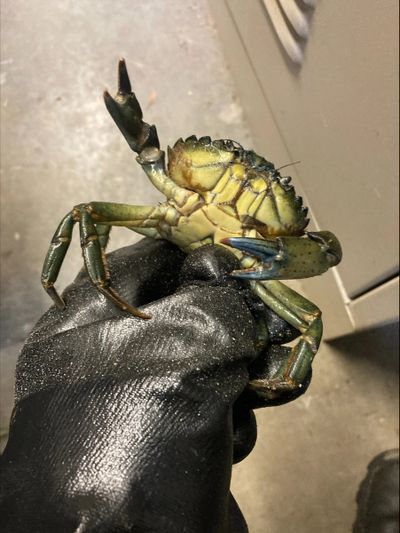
(1, 1, 398, 532)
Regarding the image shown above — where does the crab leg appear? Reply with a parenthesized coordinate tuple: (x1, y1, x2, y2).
(41, 212, 76, 309)
(41, 202, 167, 317)
(104, 59, 195, 208)
(249, 279, 322, 395)
(77, 205, 151, 319)
(96, 223, 112, 250)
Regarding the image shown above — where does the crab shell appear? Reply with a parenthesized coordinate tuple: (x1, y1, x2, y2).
(158, 136, 308, 266)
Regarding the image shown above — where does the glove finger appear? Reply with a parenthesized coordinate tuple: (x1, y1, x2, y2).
(232, 401, 257, 464)
(179, 244, 243, 289)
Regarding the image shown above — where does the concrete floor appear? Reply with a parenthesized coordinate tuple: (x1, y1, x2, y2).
(1, 1, 398, 532)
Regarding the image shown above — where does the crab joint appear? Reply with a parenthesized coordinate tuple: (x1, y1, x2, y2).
(137, 146, 198, 208)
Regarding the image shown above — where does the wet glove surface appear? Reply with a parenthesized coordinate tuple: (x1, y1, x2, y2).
(0, 239, 309, 533)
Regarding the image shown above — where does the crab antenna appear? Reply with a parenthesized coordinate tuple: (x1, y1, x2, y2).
(276, 160, 301, 171)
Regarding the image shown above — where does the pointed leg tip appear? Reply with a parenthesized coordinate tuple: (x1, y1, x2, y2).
(44, 285, 66, 310)
(133, 310, 152, 320)
(123, 303, 151, 320)
(98, 285, 151, 319)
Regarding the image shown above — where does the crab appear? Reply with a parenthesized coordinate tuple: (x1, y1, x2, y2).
(41, 59, 342, 397)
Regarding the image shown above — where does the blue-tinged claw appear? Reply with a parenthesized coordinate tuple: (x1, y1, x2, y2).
(221, 231, 342, 281)
(229, 267, 281, 280)
(221, 237, 281, 261)
(221, 237, 284, 279)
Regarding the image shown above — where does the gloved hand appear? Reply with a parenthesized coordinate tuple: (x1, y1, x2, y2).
(353, 449, 399, 533)
(0, 239, 310, 533)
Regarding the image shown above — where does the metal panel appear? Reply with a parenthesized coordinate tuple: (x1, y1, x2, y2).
(226, 0, 399, 299)
(208, 0, 354, 338)
(349, 277, 399, 331)
(208, 0, 399, 336)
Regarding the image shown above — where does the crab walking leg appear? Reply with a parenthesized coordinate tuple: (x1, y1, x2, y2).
(41, 212, 76, 309)
(137, 147, 199, 209)
(95, 223, 111, 251)
(84, 201, 169, 228)
(250, 280, 322, 394)
(41, 202, 168, 315)
(95, 224, 112, 284)
(77, 206, 151, 319)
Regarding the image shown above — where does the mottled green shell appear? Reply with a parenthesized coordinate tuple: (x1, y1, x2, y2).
(167, 136, 308, 237)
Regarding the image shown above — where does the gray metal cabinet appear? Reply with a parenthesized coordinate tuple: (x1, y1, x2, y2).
(209, 0, 399, 338)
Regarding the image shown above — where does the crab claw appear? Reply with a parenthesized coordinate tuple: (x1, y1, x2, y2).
(104, 58, 159, 154)
(221, 231, 342, 280)
(307, 231, 342, 267)
(221, 237, 281, 261)
(221, 237, 283, 279)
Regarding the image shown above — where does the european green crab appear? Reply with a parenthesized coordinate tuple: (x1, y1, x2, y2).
(42, 59, 342, 396)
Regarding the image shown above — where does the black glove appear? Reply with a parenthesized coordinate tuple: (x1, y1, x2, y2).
(353, 449, 399, 533)
(0, 239, 309, 533)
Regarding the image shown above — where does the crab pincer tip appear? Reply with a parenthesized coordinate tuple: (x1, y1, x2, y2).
(220, 237, 245, 249)
(118, 58, 132, 94)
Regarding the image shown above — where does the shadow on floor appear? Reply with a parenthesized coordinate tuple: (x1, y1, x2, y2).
(327, 321, 399, 376)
